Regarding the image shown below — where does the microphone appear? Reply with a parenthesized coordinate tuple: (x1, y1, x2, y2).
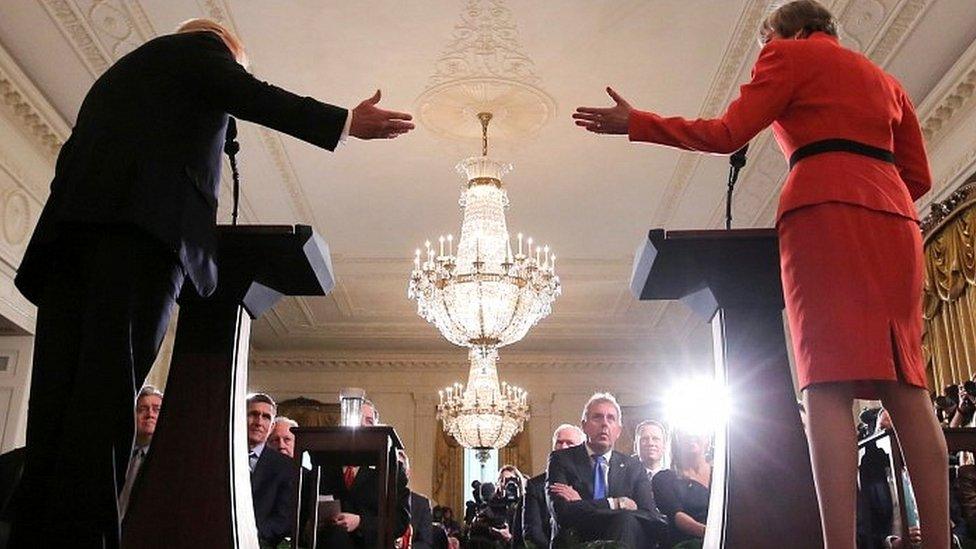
(726, 142, 750, 230)
(729, 143, 749, 169)
(224, 117, 241, 226)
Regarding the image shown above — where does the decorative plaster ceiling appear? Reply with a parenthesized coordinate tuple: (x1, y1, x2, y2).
(1, 0, 975, 372)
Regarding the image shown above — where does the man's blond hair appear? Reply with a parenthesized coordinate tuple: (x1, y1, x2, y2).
(176, 18, 248, 68)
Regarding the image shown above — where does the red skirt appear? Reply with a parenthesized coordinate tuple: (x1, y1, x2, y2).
(778, 202, 925, 398)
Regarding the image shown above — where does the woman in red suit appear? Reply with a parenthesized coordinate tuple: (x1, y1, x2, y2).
(573, 1, 948, 547)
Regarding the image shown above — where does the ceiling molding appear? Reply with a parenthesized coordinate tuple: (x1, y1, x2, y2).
(917, 37, 976, 147)
(652, 0, 770, 228)
(264, 319, 676, 341)
(193, 0, 321, 230)
(866, 0, 932, 66)
(0, 42, 69, 160)
(249, 353, 689, 374)
(254, 127, 319, 226)
(40, 0, 111, 75)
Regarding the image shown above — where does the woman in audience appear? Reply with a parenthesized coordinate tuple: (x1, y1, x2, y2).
(572, 1, 948, 547)
(652, 429, 711, 549)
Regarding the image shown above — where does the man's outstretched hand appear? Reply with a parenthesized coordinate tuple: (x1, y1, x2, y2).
(572, 87, 633, 135)
(349, 89, 415, 140)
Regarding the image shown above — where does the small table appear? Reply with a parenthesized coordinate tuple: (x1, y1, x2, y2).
(291, 426, 403, 549)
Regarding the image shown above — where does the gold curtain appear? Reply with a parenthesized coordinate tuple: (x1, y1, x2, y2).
(277, 397, 340, 427)
(499, 427, 532, 476)
(432, 423, 465, 514)
(923, 183, 976, 390)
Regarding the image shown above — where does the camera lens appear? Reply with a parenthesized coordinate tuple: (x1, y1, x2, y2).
(964, 381, 976, 395)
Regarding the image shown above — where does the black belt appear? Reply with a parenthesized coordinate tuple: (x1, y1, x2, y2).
(789, 138, 895, 170)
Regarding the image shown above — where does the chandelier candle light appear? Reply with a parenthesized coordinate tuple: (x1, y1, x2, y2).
(408, 112, 560, 451)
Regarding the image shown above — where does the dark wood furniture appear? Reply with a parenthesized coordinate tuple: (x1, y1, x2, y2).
(631, 228, 822, 548)
(291, 426, 404, 549)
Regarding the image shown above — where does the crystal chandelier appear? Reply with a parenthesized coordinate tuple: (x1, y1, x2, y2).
(408, 112, 560, 354)
(408, 112, 558, 451)
(437, 348, 529, 453)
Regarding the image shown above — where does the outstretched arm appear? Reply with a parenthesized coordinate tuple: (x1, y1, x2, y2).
(573, 41, 795, 154)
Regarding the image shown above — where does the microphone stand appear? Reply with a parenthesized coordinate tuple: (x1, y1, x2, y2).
(224, 117, 241, 226)
(726, 145, 748, 230)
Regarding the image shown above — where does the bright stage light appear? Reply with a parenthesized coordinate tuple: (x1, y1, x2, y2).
(664, 376, 730, 436)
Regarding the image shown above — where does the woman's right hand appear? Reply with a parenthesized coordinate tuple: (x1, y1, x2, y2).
(573, 87, 634, 135)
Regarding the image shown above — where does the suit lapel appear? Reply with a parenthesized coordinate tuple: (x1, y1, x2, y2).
(573, 444, 595, 499)
(251, 450, 268, 494)
(607, 451, 625, 495)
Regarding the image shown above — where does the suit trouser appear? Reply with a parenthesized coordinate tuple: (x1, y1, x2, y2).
(9, 228, 183, 548)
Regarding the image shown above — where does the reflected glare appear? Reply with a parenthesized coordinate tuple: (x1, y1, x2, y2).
(664, 376, 730, 436)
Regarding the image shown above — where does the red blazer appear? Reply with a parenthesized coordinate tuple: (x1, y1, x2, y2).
(628, 32, 931, 222)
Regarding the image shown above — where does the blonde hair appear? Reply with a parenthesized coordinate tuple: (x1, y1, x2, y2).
(762, 0, 837, 40)
(176, 18, 249, 68)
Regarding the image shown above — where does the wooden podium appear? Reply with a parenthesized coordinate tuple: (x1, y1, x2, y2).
(291, 426, 404, 549)
(122, 225, 335, 548)
(631, 228, 822, 548)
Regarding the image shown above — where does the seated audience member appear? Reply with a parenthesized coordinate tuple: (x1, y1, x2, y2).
(397, 450, 434, 549)
(652, 428, 712, 548)
(523, 424, 585, 548)
(268, 416, 298, 458)
(118, 385, 163, 517)
(441, 506, 461, 538)
(362, 399, 379, 426)
(497, 464, 528, 547)
(856, 412, 894, 549)
(247, 393, 297, 548)
(317, 400, 410, 548)
(956, 463, 976, 543)
(547, 392, 665, 548)
(634, 420, 669, 482)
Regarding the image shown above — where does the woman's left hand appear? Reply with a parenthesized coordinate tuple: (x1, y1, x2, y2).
(573, 87, 634, 134)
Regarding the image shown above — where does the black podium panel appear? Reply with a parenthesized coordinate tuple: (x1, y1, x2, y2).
(631, 228, 822, 549)
(123, 225, 334, 549)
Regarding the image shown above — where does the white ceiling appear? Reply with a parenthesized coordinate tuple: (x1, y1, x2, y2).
(1, 0, 974, 371)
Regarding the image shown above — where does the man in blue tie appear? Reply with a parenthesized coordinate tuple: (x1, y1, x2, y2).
(546, 393, 666, 548)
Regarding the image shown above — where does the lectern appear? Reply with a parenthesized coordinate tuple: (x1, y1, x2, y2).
(122, 225, 335, 548)
(631, 228, 822, 548)
(291, 426, 404, 549)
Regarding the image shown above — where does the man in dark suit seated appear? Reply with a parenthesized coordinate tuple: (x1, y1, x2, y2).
(317, 401, 410, 548)
(247, 393, 297, 548)
(523, 424, 585, 548)
(547, 393, 665, 548)
(9, 16, 413, 547)
(397, 450, 434, 549)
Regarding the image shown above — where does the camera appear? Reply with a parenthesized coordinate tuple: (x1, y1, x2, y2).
(463, 479, 521, 546)
(499, 476, 523, 504)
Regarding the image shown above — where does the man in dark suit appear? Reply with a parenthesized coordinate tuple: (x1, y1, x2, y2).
(398, 450, 434, 549)
(247, 393, 296, 547)
(546, 393, 665, 548)
(409, 491, 435, 549)
(317, 402, 410, 548)
(523, 424, 585, 548)
(9, 17, 413, 548)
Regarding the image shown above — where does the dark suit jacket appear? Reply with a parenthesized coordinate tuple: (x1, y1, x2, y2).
(15, 30, 346, 304)
(523, 472, 551, 549)
(251, 446, 298, 546)
(318, 464, 410, 548)
(410, 491, 434, 549)
(546, 444, 664, 545)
